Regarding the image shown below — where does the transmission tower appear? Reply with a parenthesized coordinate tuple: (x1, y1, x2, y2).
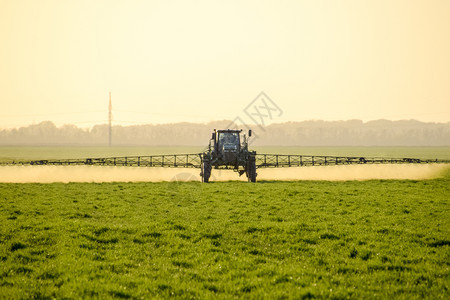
(109, 92, 112, 147)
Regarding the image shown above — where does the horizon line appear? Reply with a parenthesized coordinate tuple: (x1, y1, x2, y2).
(1, 118, 449, 131)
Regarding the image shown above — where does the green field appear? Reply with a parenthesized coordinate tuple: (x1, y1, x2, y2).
(1, 146, 449, 298)
(1, 173, 449, 298)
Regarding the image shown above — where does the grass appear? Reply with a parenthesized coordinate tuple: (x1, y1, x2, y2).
(1, 171, 449, 298)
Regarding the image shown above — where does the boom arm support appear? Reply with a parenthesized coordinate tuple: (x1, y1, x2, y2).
(2, 153, 448, 168)
(3, 154, 203, 168)
(255, 154, 449, 168)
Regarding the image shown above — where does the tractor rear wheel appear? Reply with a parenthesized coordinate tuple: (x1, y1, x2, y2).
(201, 161, 212, 183)
(247, 157, 257, 182)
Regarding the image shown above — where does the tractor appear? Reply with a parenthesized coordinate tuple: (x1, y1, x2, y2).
(200, 129, 257, 182)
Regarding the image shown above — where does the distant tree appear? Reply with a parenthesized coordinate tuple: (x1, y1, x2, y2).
(0, 120, 449, 146)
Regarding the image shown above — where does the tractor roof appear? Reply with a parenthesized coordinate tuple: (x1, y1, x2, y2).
(217, 129, 242, 133)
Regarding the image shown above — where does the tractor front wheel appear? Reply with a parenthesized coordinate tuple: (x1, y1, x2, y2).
(201, 161, 212, 183)
(247, 157, 257, 182)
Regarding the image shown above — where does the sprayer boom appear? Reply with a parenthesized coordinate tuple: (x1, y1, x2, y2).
(3, 154, 448, 168)
(2, 129, 449, 182)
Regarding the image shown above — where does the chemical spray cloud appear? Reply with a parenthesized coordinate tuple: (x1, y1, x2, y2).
(0, 164, 448, 183)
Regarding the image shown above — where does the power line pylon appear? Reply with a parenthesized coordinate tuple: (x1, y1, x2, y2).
(109, 92, 112, 147)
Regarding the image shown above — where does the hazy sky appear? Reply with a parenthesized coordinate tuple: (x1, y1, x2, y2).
(0, 0, 449, 128)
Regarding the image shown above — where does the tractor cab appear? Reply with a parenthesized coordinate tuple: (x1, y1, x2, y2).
(210, 129, 242, 165)
(202, 129, 256, 182)
(218, 130, 240, 153)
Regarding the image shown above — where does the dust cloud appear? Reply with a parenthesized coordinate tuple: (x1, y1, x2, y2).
(256, 164, 449, 181)
(0, 164, 448, 183)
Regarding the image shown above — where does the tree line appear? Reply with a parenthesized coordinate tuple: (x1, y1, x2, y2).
(0, 119, 449, 146)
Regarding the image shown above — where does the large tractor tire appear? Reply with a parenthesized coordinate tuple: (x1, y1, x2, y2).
(201, 161, 212, 183)
(247, 157, 257, 182)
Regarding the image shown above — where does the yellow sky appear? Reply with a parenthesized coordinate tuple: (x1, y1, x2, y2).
(0, 0, 449, 128)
